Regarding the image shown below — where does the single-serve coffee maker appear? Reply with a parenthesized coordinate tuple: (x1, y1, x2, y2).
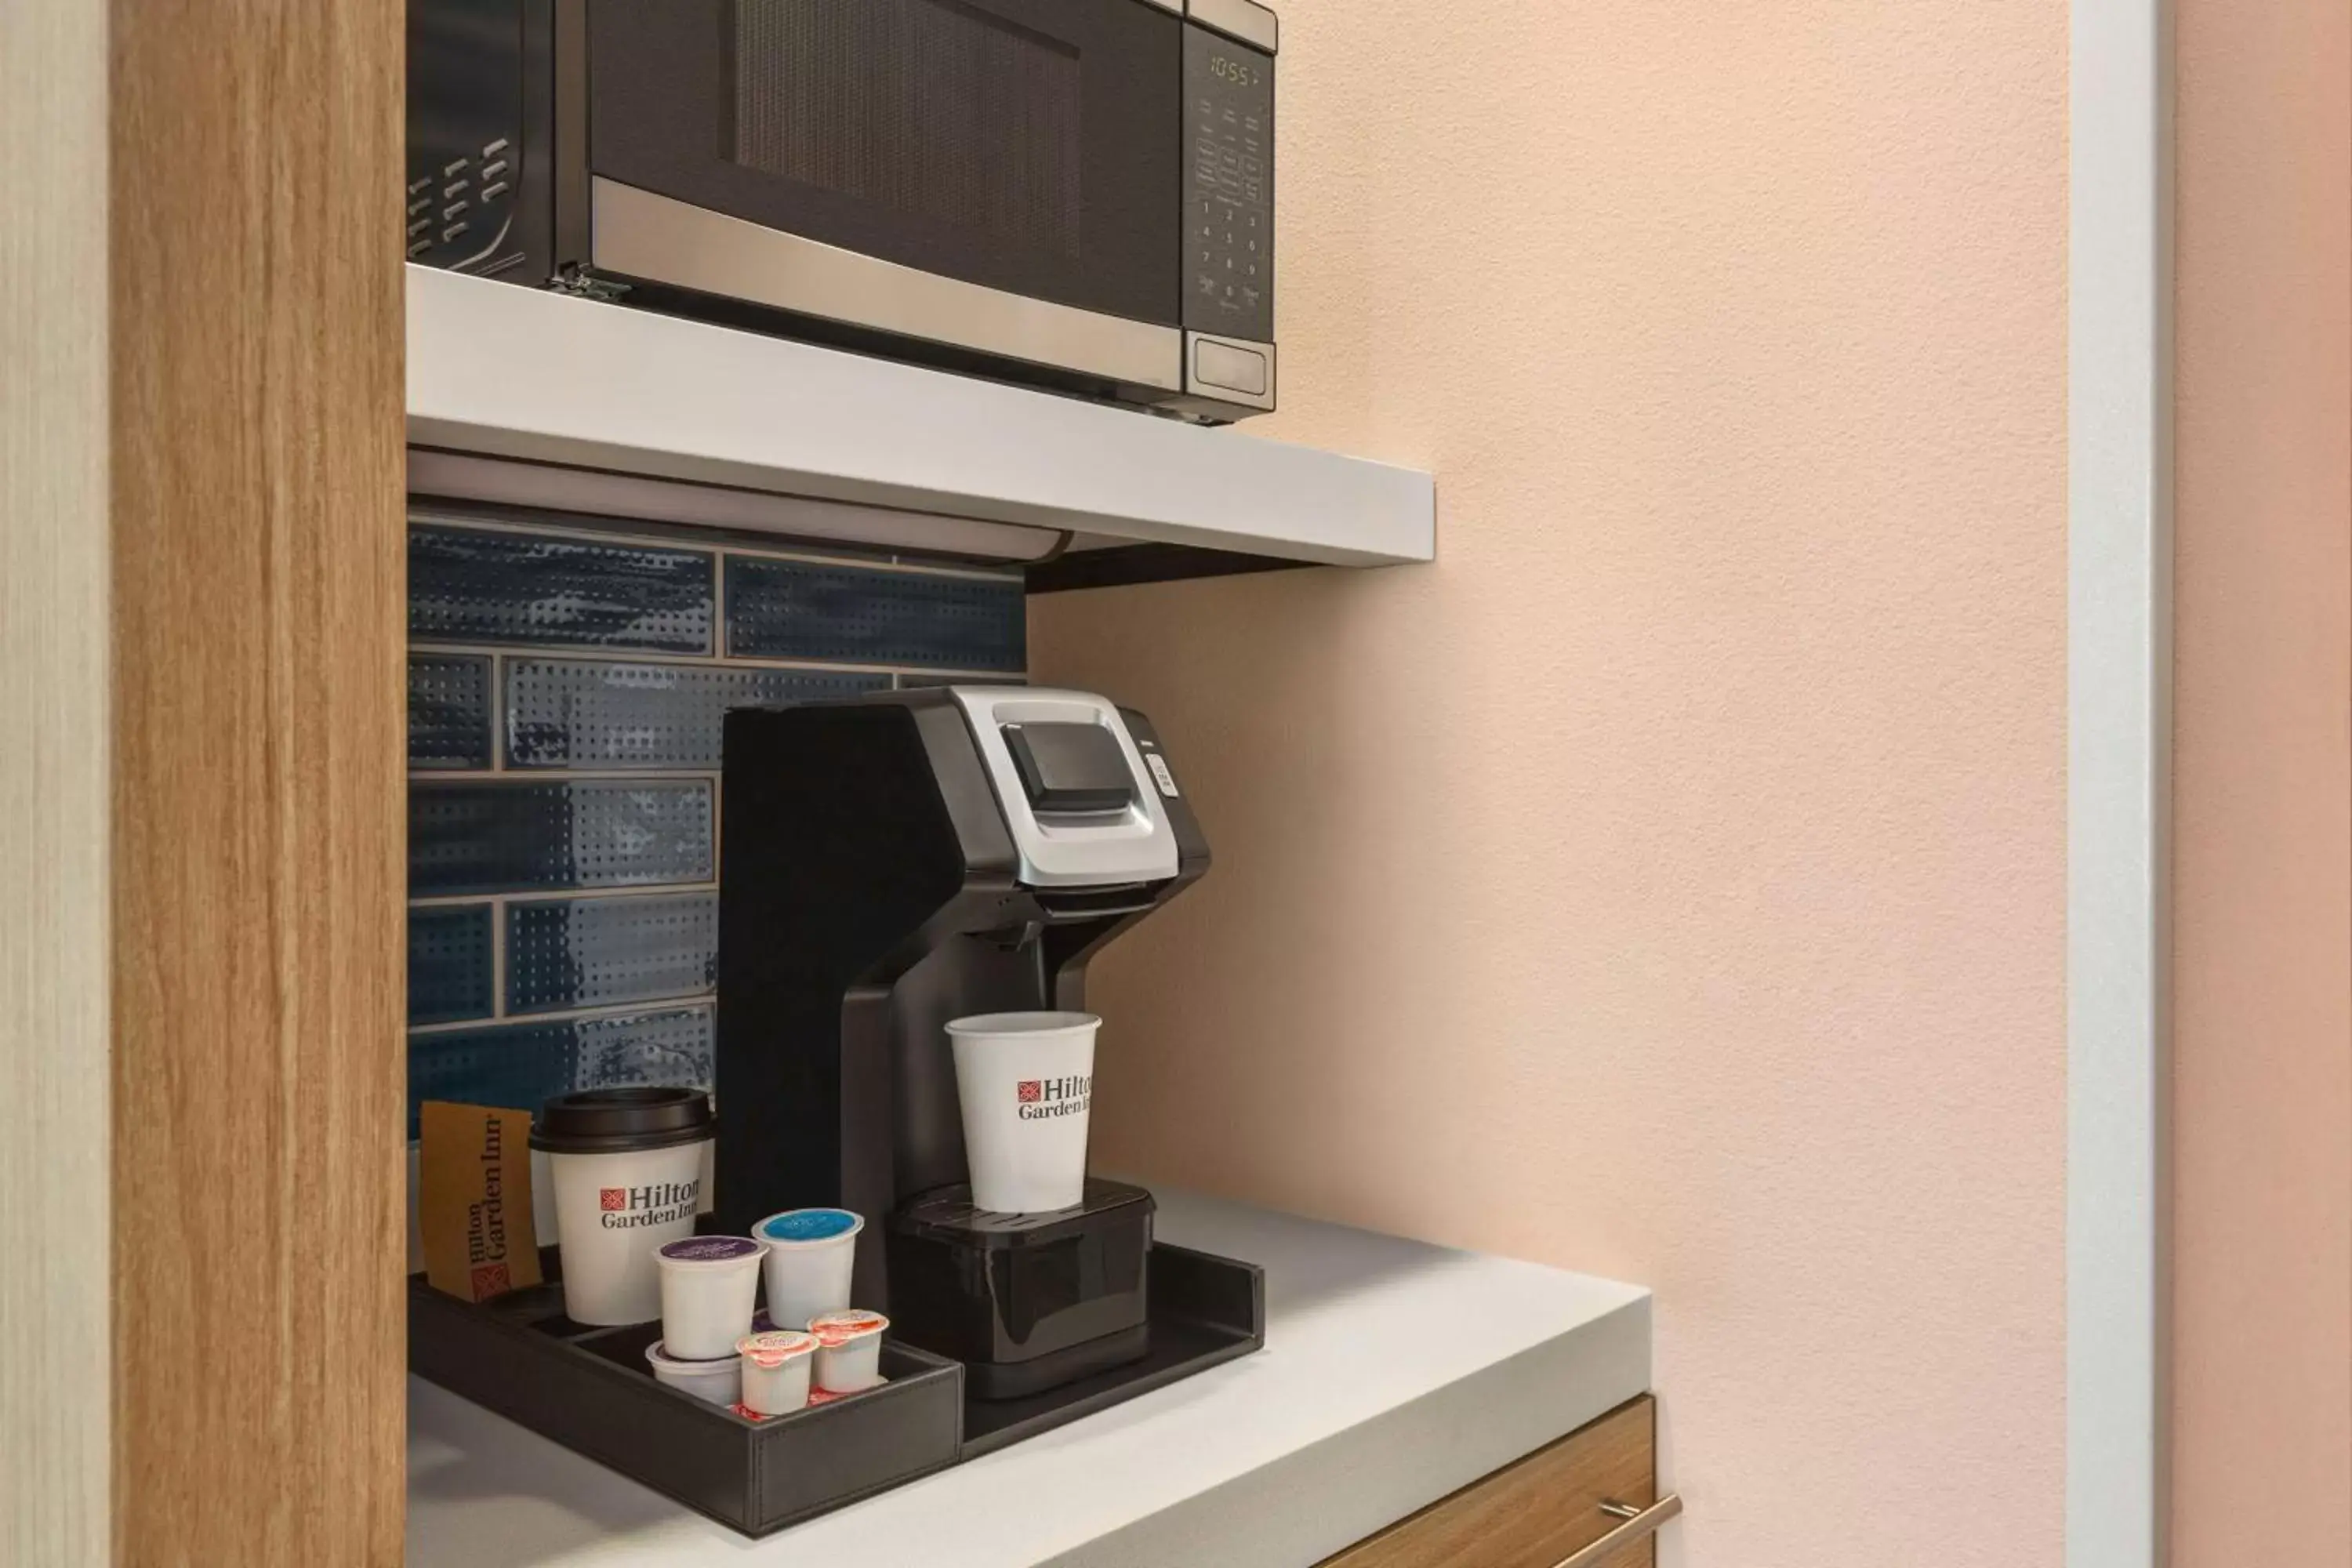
(714, 688, 1207, 1399)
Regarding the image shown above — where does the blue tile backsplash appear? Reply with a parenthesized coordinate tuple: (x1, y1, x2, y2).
(504, 658, 884, 769)
(410, 779, 716, 896)
(507, 893, 719, 1014)
(406, 511, 1027, 1133)
(408, 1006, 717, 1139)
(409, 904, 495, 1025)
(727, 556, 1025, 670)
(410, 524, 715, 653)
(408, 655, 494, 770)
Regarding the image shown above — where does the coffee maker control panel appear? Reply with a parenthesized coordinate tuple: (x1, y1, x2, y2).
(948, 688, 1181, 889)
(1004, 722, 1138, 815)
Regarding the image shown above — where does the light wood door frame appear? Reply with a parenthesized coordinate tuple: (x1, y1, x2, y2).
(2, 2, 112, 1563)
(8, 2, 408, 1562)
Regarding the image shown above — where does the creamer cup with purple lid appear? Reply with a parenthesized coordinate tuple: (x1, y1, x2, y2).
(658, 1235, 763, 1266)
(653, 1233, 765, 1359)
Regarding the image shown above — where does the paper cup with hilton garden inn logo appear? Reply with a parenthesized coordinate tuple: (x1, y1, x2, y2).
(531, 1087, 714, 1325)
(946, 1011, 1098, 1214)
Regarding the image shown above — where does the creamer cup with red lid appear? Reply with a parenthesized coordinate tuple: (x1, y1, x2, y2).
(735, 1329, 820, 1415)
(808, 1309, 889, 1393)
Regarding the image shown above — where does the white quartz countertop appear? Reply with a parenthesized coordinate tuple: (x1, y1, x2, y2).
(407, 1189, 1652, 1568)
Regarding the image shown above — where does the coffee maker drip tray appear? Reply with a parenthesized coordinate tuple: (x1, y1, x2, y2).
(888, 1179, 1158, 1401)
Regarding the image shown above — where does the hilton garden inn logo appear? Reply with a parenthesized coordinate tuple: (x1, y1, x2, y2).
(1016, 1075, 1091, 1120)
(596, 1179, 700, 1229)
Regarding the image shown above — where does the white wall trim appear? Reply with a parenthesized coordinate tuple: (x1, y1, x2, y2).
(2068, 0, 2173, 1563)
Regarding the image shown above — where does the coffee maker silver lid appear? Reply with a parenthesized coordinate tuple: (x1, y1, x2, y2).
(948, 688, 1182, 889)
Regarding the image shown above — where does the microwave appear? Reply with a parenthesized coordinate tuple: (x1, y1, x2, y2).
(408, 0, 1278, 421)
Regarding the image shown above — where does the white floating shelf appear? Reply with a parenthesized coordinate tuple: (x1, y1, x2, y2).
(405, 265, 1434, 570)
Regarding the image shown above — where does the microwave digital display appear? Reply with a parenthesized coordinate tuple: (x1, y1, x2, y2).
(1207, 51, 1263, 89)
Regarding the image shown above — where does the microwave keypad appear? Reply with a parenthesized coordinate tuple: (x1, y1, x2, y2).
(1182, 27, 1272, 344)
(405, 0, 527, 267)
(402, 142, 517, 263)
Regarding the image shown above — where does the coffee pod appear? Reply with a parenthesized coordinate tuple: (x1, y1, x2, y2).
(753, 1208, 863, 1330)
(654, 1235, 766, 1359)
(644, 1341, 742, 1406)
(735, 1330, 819, 1415)
(946, 1012, 1098, 1213)
(531, 1087, 714, 1326)
(808, 1309, 889, 1394)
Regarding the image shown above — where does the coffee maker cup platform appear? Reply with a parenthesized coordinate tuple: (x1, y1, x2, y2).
(715, 687, 1258, 1427)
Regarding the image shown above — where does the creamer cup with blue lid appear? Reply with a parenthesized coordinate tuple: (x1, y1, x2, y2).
(755, 1208, 864, 1331)
(755, 1208, 862, 1246)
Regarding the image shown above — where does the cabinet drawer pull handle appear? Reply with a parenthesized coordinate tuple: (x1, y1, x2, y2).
(1546, 1494, 1683, 1568)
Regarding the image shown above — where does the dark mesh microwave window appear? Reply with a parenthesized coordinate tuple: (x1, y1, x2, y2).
(731, 0, 1083, 260)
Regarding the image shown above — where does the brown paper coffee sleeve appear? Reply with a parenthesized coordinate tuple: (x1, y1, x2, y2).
(419, 1101, 543, 1302)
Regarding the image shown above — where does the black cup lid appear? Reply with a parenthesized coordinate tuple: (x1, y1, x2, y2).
(529, 1087, 714, 1155)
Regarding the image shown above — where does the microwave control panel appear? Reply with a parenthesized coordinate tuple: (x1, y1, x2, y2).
(1182, 25, 1273, 345)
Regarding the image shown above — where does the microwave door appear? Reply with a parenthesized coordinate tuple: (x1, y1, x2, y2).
(575, 0, 1185, 394)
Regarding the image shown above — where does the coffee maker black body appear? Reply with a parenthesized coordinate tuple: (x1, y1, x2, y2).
(714, 687, 1207, 1397)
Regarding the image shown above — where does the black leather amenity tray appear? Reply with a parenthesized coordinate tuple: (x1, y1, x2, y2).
(408, 1241, 1265, 1537)
(408, 1247, 963, 1537)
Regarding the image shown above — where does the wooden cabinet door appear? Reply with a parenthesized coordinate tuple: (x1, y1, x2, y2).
(5, 2, 406, 1563)
(1320, 1397, 1660, 1568)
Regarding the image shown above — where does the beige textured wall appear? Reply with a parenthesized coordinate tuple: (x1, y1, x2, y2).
(2171, 0, 2352, 1560)
(1030, 3, 2067, 1564)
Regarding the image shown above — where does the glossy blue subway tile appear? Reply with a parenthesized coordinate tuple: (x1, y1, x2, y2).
(407, 1006, 715, 1138)
(725, 557, 1025, 671)
(505, 659, 884, 769)
(408, 654, 494, 770)
(409, 780, 714, 897)
(506, 893, 719, 1014)
(410, 524, 714, 653)
(408, 904, 495, 1025)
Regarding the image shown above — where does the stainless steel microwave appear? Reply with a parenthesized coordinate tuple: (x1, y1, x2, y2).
(408, 0, 1278, 421)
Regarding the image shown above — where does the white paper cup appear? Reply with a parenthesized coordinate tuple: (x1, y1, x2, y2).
(808, 1310, 890, 1394)
(655, 1236, 767, 1359)
(754, 1209, 863, 1330)
(947, 1011, 1098, 1213)
(736, 1330, 819, 1415)
(645, 1341, 742, 1406)
(544, 1142, 706, 1323)
(532, 1087, 715, 1327)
